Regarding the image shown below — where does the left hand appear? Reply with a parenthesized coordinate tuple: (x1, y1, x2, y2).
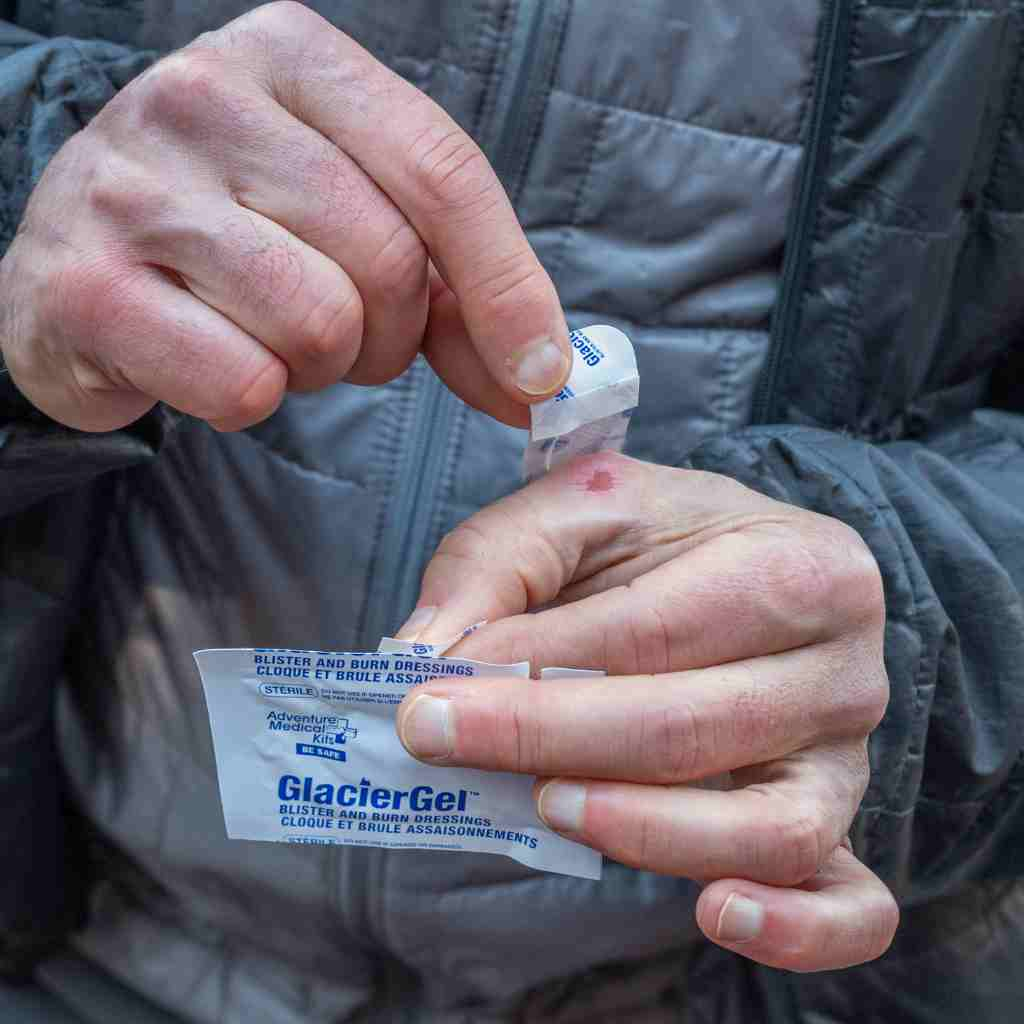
(394, 451, 899, 972)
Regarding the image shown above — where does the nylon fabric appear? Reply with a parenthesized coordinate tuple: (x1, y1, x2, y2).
(2, 1, 1024, 1022)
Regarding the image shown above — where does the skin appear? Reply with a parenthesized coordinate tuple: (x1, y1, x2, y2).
(1, 0, 898, 974)
(396, 452, 900, 972)
(0, 2, 571, 432)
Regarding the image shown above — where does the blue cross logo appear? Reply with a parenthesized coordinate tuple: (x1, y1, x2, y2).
(334, 718, 358, 745)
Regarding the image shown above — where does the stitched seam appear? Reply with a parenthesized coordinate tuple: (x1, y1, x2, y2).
(391, 53, 494, 84)
(430, 391, 469, 556)
(812, 3, 868, 430)
(557, 306, 769, 330)
(550, 87, 802, 150)
(546, 105, 607, 294)
(507, 0, 572, 207)
(950, 748, 1024, 848)
(794, 3, 823, 145)
(707, 332, 743, 433)
(861, 752, 1024, 885)
(862, 762, 1024, 815)
(356, 373, 416, 644)
(470, 0, 510, 142)
(863, 3, 1009, 16)
(844, 222, 881, 429)
(755, 1, 862, 425)
(224, 427, 369, 493)
(983, 8, 1024, 208)
(828, 219, 874, 428)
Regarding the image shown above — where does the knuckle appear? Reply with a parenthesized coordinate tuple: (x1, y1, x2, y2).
(494, 697, 541, 774)
(623, 603, 673, 675)
(409, 123, 497, 213)
(434, 520, 532, 607)
(291, 145, 371, 242)
(369, 221, 429, 302)
(723, 663, 780, 754)
(764, 797, 827, 885)
(761, 535, 839, 625)
(862, 669, 891, 732)
(790, 889, 898, 971)
(835, 527, 887, 629)
(217, 358, 286, 425)
(135, 51, 229, 132)
(628, 810, 667, 867)
(248, 0, 317, 33)
(228, 228, 306, 309)
(53, 260, 137, 352)
(751, 521, 885, 641)
(869, 892, 901, 959)
(436, 520, 491, 566)
(87, 165, 176, 230)
(824, 639, 890, 736)
(629, 701, 704, 783)
(293, 284, 364, 366)
(846, 743, 873, 804)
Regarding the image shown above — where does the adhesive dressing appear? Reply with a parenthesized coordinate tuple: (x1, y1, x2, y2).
(523, 324, 639, 481)
(194, 325, 639, 879)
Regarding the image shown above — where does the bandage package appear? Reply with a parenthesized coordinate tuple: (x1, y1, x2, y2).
(195, 326, 638, 879)
(523, 324, 639, 481)
(195, 640, 602, 878)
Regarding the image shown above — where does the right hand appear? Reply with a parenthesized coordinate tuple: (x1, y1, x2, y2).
(0, 2, 570, 432)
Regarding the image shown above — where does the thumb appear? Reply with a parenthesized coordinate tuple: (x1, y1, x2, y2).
(394, 452, 656, 645)
(420, 265, 531, 428)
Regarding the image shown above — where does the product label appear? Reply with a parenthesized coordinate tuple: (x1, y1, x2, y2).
(524, 325, 639, 481)
(195, 325, 638, 878)
(194, 646, 602, 878)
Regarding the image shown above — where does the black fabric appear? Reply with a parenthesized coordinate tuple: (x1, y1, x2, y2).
(0, 980, 89, 1023)
(684, 412, 1024, 907)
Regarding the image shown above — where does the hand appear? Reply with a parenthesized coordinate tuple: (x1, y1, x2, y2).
(0, 2, 570, 432)
(394, 452, 899, 971)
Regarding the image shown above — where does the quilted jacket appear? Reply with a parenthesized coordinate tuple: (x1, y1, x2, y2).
(2, 2, 1023, 1021)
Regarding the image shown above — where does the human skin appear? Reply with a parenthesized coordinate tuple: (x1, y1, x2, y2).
(396, 452, 900, 972)
(0, 2, 571, 432)
(1, 0, 898, 974)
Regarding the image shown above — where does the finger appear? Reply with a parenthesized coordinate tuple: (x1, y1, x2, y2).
(397, 452, 665, 641)
(696, 845, 899, 971)
(230, 3, 572, 402)
(397, 457, 878, 677)
(149, 199, 364, 393)
(525, 745, 868, 887)
(220, 95, 429, 385)
(45, 261, 286, 431)
(395, 645, 879, 783)
(420, 264, 530, 428)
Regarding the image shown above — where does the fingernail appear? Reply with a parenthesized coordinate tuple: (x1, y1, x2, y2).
(400, 695, 453, 759)
(537, 780, 586, 834)
(716, 894, 764, 944)
(508, 337, 570, 395)
(396, 606, 437, 640)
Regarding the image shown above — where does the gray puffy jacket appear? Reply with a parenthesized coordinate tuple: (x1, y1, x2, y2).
(2, 2, 1024, 1021)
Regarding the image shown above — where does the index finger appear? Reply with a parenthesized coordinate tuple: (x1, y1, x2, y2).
(395, 643, 876, 784)
(232, 3, 571, 401)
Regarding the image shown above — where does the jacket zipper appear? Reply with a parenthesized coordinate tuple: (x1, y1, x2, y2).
(487, 0, 552, 202)
(752, 0, 853, 424)
(361, 0, 555, 644)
